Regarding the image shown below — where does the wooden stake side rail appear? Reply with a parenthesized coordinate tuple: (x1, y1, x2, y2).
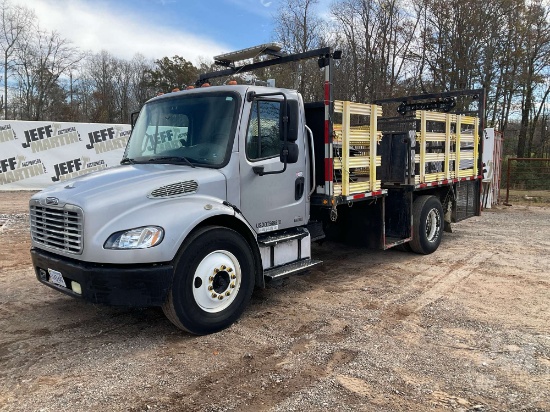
(415, 111, 479, 188)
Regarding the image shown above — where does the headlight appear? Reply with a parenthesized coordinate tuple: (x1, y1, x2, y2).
(104, 226, 164, 249)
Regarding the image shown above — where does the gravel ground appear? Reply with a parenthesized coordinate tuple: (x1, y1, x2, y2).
(0, 192, 549, 412)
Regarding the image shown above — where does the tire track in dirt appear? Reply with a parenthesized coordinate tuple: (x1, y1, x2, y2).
(126, 315, 359, 412)
(128, 347, 359, 412)
(410, 249, 494, 314)
(380, 249, 495, 319)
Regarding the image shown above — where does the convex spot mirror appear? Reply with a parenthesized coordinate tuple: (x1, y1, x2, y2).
(281, 142, 299, 164)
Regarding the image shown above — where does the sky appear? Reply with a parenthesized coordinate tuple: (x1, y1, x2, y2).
(20, 0, 290, 64)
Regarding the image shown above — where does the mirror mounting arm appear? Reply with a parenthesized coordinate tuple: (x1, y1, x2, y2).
(253, 163, 288, 176)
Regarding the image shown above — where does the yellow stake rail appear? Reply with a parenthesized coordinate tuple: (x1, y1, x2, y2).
(330, 100, 480, 198)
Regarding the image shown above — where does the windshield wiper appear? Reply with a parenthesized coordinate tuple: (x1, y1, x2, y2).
(120, 157, 135, 165)
(147, 156, 196, 168)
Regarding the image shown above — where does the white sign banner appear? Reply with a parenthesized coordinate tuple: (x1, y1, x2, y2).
(0, 121, 131, 190)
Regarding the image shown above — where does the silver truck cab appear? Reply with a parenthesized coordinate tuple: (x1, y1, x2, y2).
(30, 85, 318, 334)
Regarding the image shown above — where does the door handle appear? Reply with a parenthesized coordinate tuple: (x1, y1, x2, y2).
(295, 177, 305, 200)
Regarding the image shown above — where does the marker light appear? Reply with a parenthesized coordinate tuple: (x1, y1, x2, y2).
(104, 226, 164, 249)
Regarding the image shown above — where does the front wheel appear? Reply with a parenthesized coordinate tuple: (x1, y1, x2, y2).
(162, 226, 255, 334)
(410, 195, 443, 255)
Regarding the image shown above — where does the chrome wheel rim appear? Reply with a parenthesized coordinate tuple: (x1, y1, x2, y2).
(425, 208, 441, 243)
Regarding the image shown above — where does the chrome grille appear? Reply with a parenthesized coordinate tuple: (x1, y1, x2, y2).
(148, 180, 198, 198)
(30, 202, 83, 254)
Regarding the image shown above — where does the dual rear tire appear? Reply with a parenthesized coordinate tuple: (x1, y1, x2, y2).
(409, 195, 444, 255)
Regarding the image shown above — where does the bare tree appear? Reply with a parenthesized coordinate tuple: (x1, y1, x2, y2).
(515, 1, 550, 157)
(274, 0, 326, 99)
(331, 0, 419, 102)
(16, 28, 82, 120)
(80, 51, 119, 122)
(75, 51, 155, 123)
(0, 0, 34, 119)
(129, 53, 154, 108)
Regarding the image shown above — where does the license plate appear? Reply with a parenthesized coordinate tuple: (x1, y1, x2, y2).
(48, 269, 67, 288)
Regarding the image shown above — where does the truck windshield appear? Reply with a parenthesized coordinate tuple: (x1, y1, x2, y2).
(124, 91, 240, 167)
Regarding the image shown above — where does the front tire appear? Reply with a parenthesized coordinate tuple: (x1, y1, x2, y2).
(410, 195, 443, 255)
(163, 226, 255, 335)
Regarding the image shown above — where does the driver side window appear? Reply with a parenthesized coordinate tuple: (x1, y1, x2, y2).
(246, 100, 281, 161)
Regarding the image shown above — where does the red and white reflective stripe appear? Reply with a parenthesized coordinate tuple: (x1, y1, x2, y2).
(324, 157, 333, 181)
(324, 79, 332, 195)
(415, 175, 480, 189)
(324, 81, 330, 106)
(324, 119, 330, 144)
(345, 190, 385, 201)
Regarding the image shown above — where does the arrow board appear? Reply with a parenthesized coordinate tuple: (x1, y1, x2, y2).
(214, 43, 283, 64)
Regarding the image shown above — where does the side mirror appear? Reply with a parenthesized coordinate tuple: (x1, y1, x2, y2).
(130, 111, 140, 129)
(286, 100, 299, 142)
(247, 91, 300, 176)
(281, 142, 299, 164)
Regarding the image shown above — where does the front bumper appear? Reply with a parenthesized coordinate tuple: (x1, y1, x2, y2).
(31, 248, 174, 307)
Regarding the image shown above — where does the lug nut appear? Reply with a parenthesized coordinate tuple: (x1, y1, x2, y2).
(218, 295, 224, 300)
(214, 268, 219, 273)
(231, 274, 236, 279)
(209, 276, 214, 282)
(228, 268, 233, 272)
(225, 291, 231, 296)
(221, 265, 226, 270)
(211, 293, 217, 298)
(230, 282, 235, 288)
(208, 286, 213, 291)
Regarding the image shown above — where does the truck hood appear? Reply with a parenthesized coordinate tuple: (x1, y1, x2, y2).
(32, 164, 227, 210)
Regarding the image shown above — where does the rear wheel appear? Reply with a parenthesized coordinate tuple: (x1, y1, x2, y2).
(163, 226, 255, 335)
(410, 195, 443, 255)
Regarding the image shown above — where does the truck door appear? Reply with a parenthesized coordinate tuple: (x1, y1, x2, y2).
(239, 95, 307, 234)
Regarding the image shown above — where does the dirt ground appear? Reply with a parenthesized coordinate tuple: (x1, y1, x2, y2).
(503, 189, 550, 205)
(0, 191, 549, 412)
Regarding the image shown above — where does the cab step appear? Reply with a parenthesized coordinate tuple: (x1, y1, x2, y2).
(264, 258, 322, 280)
(258, 227, 308, 246)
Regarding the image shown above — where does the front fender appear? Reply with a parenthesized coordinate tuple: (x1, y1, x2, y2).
(83, 195, 239, 264)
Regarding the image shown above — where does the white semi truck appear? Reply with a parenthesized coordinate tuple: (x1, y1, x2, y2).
(29, 45, 485, 334)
